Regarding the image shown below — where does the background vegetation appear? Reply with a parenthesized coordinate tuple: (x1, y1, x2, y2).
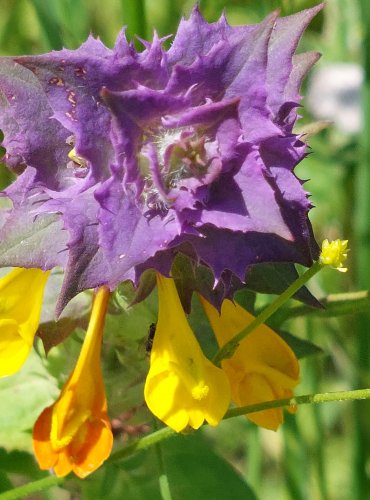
(0, 0, 369, 499)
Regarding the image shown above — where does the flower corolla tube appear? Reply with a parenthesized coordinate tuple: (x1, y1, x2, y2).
(0, 267, 49, 377)
(144, 273, 231, 432)
(32, 287, 113, 478)
(0, 5, 322, 313)
(199, 296, 300, 431)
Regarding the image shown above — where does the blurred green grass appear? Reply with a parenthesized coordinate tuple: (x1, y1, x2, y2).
(0, 1, 368, 499)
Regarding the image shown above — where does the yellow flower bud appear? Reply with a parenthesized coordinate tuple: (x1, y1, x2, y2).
(319, 239, 349, 272)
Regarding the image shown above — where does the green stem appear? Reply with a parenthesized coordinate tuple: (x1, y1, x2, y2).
(153, 420, 173, 500)
(0, 476, 64, 500)
(307, 317, 329, 500)
(224, 388, 370, 419)
(283, 415, 307, 500)
(213, 261, 322, 364)
(2, 388, 369, 499)
(109, 388, 370, 467)
(353, 1, 370, 497)
(108, 426, 175, 464)
(109, 388, 370, 465)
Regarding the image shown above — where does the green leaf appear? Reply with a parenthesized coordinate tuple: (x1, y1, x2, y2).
(0, 449, 41, 477)
(103, 289, 157, 415)
(171, 253, 230, 314)
(271, 290, 370, 326)
(0, 351, 59, 452)
(161, 433, 257, 500)
(29, 0, 64, 50)
(120, 0, 148, 41)
(0, 211, 67, 270)
(128, 269, 156, 307)
(0, 471, 12, 493)
(245, 263, 322, 309)
(38, 272, 91, 353)
(82, 449, 162, 500)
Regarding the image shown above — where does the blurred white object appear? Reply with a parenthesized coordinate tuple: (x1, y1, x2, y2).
(307, 63, 363, 134)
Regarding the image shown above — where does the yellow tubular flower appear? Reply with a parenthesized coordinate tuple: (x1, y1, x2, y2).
(144, 274, 231, 432)
(199, 296, 300, 431)
(0, 267, 49, 377)
(33, 286, 113, 478)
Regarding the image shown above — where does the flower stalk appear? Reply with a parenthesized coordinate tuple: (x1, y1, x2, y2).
(212, 261, 322, 365)
(3, 388, 370, 500)
(213, 238, 349, 365)
(201, 296, 300, 430)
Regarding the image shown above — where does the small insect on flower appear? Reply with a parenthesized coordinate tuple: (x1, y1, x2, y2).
(144, 274, 231, 432)
(145, 323, 157, 356)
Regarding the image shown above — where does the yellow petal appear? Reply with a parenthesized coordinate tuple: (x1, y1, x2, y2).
(0, 268, 49, 377)
(200, 295, 300, 431)
(0, 319, 33, 376)
(144, 274, 230, 432)
(237, 373, 284, 431)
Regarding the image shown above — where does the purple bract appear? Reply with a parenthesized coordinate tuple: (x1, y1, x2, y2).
(0, 5, 322, 311)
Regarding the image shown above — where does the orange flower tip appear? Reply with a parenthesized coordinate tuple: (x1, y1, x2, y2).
(32, 282, 113, 478)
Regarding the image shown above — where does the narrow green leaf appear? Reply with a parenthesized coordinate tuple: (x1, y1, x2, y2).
(353, 0, 370, 496)
(29, 0, 64, 50)
(271, 290, 370, 326)
(128, 269, 156, 306)
(120, 0, 147, 41)
(0, 475, 64, 500)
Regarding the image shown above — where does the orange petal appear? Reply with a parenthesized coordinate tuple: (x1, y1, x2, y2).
(53, 449, 73, 477)
(72, 418, 113, 478)
(33, 406, 58, 470)
(240, 328, 299, 381)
